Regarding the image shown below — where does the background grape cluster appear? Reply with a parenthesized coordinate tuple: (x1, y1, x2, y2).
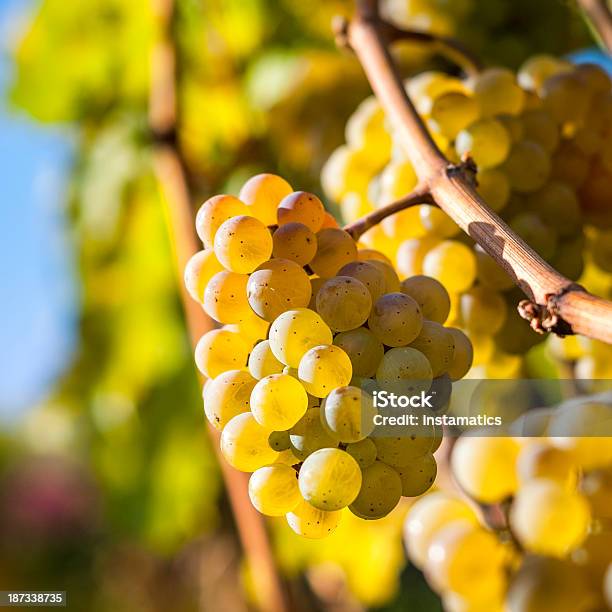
(403, 394, 612, 612)
(322, 56, 612, 380)
(184, 174, 475, 537)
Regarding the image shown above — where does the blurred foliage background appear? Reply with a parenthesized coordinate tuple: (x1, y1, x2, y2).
(0, 0, 594, 610)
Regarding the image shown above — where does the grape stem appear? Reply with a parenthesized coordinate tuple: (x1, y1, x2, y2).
(334, 16, 482, 77)
(578, 0, 612, 52)
(344, 183, 434, 239)
(340, 0, 612, 343)
(149, 2, 289, 611)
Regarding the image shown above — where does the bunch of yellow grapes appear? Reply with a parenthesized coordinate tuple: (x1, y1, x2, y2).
(184, 173, 473, 538)
(322, 57, 612, 377)
(403, 396, 612, 612)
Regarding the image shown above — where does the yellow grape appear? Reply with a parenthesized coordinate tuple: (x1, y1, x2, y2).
(510, 478, 591, 557)
(429, 92, 479, 139)
(349, 461, 402, 520)
(517, 54, 572, 92)
(399, 275, 451, 324)
(455, 118, 511, 169)
(357, 248, 393, 265)
(297, 344, 352, 398)
(345, 96, 392, 164)
(220, 412, 278, 472)
(497, 113, 524, 142)
(575, 62, 612, 94)
(368, 260, 401, 293)
(214, 215, 273, 274)
(268, 308, 333, 368)
(406, 71, 466, 115)
(239, 173, 293, 225)
(226, 310, 270, 346)
(379, 159, 418, 201)
(203, 270, 251, 324)
(195, 329, 250, 378)
(459, 286, 508, 335)
(184, 249, 224, 304)
(298, 447, 362, 510)
(308, 276, 326, 310)
(337, 260, 386, 303)
(339, 192, 372, 224)
(248, 464, 301, 516)
(333, 327, 385, 378)
(471, 67, 525, 117)
(195, 194, 248, 248)
(289, 407, 338, 460)
(541, 72, 591, 127)
(247, 258, 311, 321)
(320, 145, 378, 202)
(321, 385, 376, 442)
(427, 522, 506, 600)
(272, 222, 317, 266)
(368, 292, 423, 347)
(250, 373, 308, 430)
(277, 191, 325, 232)
(373, 430, 435, 467)
(268, 430, 290, 452)
(451, 436, 519, 503)
(310, 228, 358, 278)
(419, 205, 460, 238)
(422, 240, 477, 294)
(404, 491, 478, 568)
(521, 109, 559, 153)
(551, 140, 590, 188)
(396, 453, 437, 497)
(506, 556, 596, 612)
(248, 340, 284, 380)
(408, 321, 454, 377)
(476, 168, 510, 212)
(203, 369, 256, 430)
(375, 347, 433, 396)
(396, 236, 441, 278)
(525, 181, 581, 236)
(474, 245, 514, 291)
(516, 442, 577, 488)
(345, 438, 377, 469)
(320, 211, 340, 229)
(316, 276, 372, 331)
(286, 499, 341, 539)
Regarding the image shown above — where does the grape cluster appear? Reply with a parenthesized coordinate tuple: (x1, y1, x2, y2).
(184, 173, 473, 538)
(322, 57, 612, 377)
(404, 396, 612, 612)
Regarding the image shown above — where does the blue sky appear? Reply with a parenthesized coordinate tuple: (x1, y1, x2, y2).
(0, 0, 78, 423)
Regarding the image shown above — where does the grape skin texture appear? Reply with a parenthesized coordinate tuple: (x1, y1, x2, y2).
(396, 453, 437, 497)
(349, 461, 402, 520)
(422, 241, 477, 294)
(298, 344, 353, 398)
(272, 222, 317, 265)
(220, 412, 279, 472)
(196, 194, 248, 248)
(399, 275, 451, 324)
(289, 407, 338, 461)
(250, 373, 308, 430)
(345, 438, 377, 468)
(248, 340, 284, 380)
(375, 347, 433, 396)
(310, 228, 358, 278)
(446, 328, 473, 381)
(203, 270, 251, 324)
(248, 464, 301, 516)
(368, 292, 423, 347)
(286, 499, 341, 539)
(316, 276, 372, 332)
(203, 369, 256, 430)
(269, 308, 333, 368)
(337, 260, 386, 303)
(320, 385, 376, 442)
(214, 215, 273, 274)
(239, 173, 293, 226)
(333, 327, 385, 378)
(408, 320, 454, 378)
(247, 258, 312, 321)
(277, 191, 325, 232)
(195, 329, 250, 379)
(298, 448, 362, 510)
(184, 249, 224, 304)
